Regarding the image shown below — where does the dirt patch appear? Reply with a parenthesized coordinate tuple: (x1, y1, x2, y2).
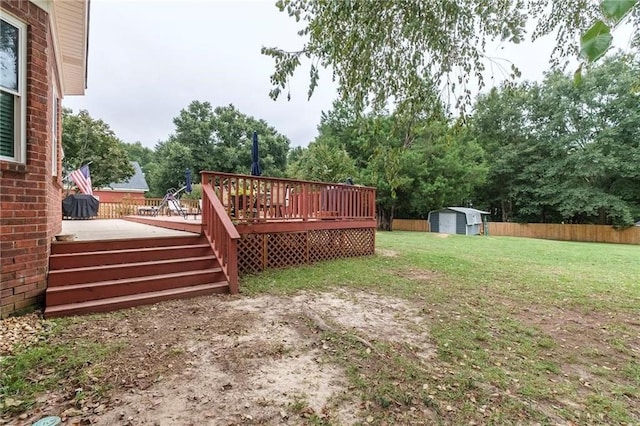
(504, 299, 640, 408)
(6, 287, 638, 425)
(376, 248, 398, 257)
(85, 296, 358, 426)
(5, 290, 435, 425)
(394, 267, 443, 282)
(296, 290, 436, 362)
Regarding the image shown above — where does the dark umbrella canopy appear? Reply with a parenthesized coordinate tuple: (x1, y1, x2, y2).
(185, 168, 192, 193)
(250, 131, 262, 176)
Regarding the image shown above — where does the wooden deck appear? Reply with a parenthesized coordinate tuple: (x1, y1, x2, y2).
(124, 215, 203, 234)
(47, 173, 376, 316)
(68, 173, 378, 277)
(127, 172, 379, 277)
(200, 172, 377, 278)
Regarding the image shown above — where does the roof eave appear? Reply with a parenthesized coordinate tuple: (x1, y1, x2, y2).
(47, 0, 90, 96)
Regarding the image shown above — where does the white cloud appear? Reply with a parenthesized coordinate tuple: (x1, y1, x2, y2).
(64, 0, 337, 148)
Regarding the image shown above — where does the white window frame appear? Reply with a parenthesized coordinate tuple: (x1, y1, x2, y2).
(0, 13, 28, 164)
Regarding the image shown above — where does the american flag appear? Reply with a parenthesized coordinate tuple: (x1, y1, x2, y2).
(69, 164, 93, 195)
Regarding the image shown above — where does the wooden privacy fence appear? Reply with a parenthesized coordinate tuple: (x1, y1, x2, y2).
(489, 222, 640, 245)
(392, 219, 429, 232)
(390, 219, 639, 245)
(96, 198, 200, 219)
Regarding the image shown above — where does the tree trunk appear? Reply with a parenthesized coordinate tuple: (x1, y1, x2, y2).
(501, 199, 509, 222)
(377, 207, 391, 231)
(377, 202, 397, 231)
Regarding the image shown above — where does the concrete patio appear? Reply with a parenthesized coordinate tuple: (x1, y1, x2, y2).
(60, 219, 197, 241)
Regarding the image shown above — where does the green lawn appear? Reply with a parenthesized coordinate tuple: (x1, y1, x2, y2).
(2, 232, 638, 424)
(243, 232, 640, 424)
(245, 232, 640, 312)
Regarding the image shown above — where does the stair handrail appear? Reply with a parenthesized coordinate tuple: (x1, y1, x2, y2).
(201, 184, 240, 293)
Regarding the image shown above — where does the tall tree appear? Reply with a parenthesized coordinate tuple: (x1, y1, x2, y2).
(170, 100, 217, 177)
(264, 0, 639, 111)
(145, 139, 194, 197)
(62, 108, 134, 189)
(305, 100, 487, 229)
(208, 104, 290, 176)
(146, 102, 291, 195)
(471, 54, 640, 226)
(470, 85, 534, 221)
(170, 101, 290, 176)
(123, 141, 155, 169)
(287, 140, 356, 183)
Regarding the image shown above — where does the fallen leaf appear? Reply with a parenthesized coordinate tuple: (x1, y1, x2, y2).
(4, 398, 21, 407)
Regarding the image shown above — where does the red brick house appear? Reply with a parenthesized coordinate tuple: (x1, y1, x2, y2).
(1, 0, 89, 317)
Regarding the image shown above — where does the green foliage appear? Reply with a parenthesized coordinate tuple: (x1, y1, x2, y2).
(263, 0, 637, 111)
(291, 99, 487, 229)
(287, 146, 305, 165)
(123, 141, 155, 169)
(581, 0, 637, 63)
(146, 101, 290, 195)
(181, 183, 202, 200)
(471, 54, 640, 226)
(62, 109, 134, 189)
(581, 20, 614, 62)
(287, 140, 356, 183)
(145, 139, 194, 197)
(602, 0, 638, 23)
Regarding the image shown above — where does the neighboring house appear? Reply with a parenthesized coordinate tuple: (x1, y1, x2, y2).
(93, 161, 149, 202)
(428, 207, 490, 236)
(1, 0, 89, 317)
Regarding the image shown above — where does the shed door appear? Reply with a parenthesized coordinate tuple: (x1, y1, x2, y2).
(439, 212, 457, 234)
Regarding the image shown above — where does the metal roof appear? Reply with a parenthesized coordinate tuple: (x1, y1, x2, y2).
(429, 207, 489, 226)
(448, 207, 489, 226)
(446, 207, 490, 215)
(108, 162, 149, 191)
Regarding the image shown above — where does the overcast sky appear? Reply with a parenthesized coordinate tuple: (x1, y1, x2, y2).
(62, 1, 632, 149)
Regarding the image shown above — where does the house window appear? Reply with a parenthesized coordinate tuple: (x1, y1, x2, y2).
(0, 15, 27, 163)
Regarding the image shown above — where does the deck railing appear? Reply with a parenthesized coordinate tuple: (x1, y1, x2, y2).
(200, 171, 376, 224)
(201, 184, 240, 293)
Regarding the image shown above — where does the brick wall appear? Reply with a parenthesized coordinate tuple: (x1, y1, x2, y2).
(93, 191, 147, 203)
(1, 1, 63, 317)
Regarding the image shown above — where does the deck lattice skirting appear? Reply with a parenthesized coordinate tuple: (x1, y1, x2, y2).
(237, 228, 376, 274)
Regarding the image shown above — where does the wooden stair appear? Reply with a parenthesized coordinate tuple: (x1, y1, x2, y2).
(45, 235, 228, 318)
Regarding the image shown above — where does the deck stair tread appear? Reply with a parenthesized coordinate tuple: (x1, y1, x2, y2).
(46, 236, 228, 317)
(49, 244, 213, 268)
(45, 282, 228, 317)
(48, 255, 217, 275)
(47, 268, 223, 292)
(50, 235, 206, 254)
(50, 243, 211, 258)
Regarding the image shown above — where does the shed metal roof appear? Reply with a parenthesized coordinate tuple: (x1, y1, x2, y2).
(429, 207, 489, 226)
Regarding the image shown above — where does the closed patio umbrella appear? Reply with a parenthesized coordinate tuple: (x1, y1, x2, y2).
(250, 131, 262, 176)
(185, 168, 192, 193)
